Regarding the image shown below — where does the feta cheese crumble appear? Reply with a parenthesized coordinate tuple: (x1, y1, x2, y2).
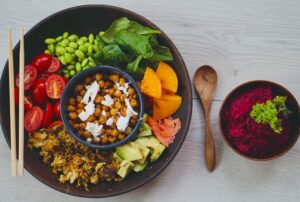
(82, 81, 99, 104)
(116, 116, 130, 132)
(125, 98, 138, 117)
(78, 111, 90, 121)
(85, 122, 103, 137)
(106, 117, 114, 126)
(116, 82, 129, 96)
(101, 94, 114, 107)
(84, 102, 95, 115)
(102, 110, 106, 116)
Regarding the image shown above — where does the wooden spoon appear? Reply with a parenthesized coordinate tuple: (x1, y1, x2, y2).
(194, 65, 218, 172)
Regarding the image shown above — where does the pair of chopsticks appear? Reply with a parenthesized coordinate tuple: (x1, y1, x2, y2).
(8, 29, 25, 176)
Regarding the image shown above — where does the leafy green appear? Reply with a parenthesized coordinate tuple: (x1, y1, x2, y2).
(92, 44, 129, 66)
(115, 30, 154, 59)
(128, 21, 161, 35)
(101, 17, 130, 44)
(148, 45, 173, 62)
(250, 96, 291, 134)
(126, 55, 143, 75)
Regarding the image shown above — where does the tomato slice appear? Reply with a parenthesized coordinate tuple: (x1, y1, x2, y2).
(53, 101, 61, 120)
(16, 65, 37, 91)
(47, 120, 63, 129)
(42, 102, 54, 127)
(46, 57, 61, 73)
(31, 79, 47, 105)
(32, 53, 52, 72)
(14, 87, 33, 111)
(45, 74, 66, 99)
(24, 106, 44, 132)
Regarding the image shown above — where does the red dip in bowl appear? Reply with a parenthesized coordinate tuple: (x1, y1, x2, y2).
(220, 81, 300, 159)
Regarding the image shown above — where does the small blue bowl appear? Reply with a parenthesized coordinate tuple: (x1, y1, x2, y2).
(60, 65, 144, 150)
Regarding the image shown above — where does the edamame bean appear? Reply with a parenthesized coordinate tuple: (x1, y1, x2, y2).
(45, 38, 56, 44)
(44, 50, 51, 54)
(64, 73, 70, 79)
(60, 55, 67, 65)
(63, 32, 69, 38)
(93, 44, 99, 52)
(75, 50, 85, 61)
(66, 47, 75, 53)
(56, 36, 63, 42)
(88, 34, 94, 43)
(68, 34, 78, 42)
(61, 39, 69, 47)
(75, 62, 81, 72)
(82, 66, 89, 70)
(67, 65, 74, 70)
(87, 45, 93, 55)
(99, 31, 104, 36)
(79, 45, 88, 53)
(81, 58, 88, 67)
(48, 44, 55, 53)
(70, 70, 76, 76)
(88, 61, 96, 67)
(63, 69, 69, 74)
(55, 46, 66, 56)
(65, 53, 74, 63)
(79, 36, 88, 42)
(77, 40, 84, 46)
(69, 41, 78, 49)
(88, 56, 94, 62)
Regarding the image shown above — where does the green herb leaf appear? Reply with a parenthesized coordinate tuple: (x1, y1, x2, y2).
(128, 21, 161, 35)
(92, 44, 129, 66)
(126, 55, 143, 74)
(101, 17, 131, 44)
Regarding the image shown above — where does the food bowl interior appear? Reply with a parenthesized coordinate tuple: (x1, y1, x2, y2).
(220, 81, 300, 160)
(0, 5, 192, 197)
(60, 65, 144, 150)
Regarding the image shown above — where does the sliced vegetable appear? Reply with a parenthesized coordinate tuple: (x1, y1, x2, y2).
(156, 62, 178, 93)
(153, 94, 182, 120)
(31, 79, 47, 105)
(31, 53, 52, 72)
(147, 116, 181, 147)
(14, 87, 33, 111)
(16, 65, 37, 90)
(46, 57, 61, 73)
(47, 120, 63, 129)
(45, 74, 66, 99)
(53, 101, 61, 120)
(42, 102, 54, 127)
(24, 106, 44, 132)
(140, 67, 161, 98)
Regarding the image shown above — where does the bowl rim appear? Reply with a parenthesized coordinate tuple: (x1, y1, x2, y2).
(0, 4, 193, 198)
(60, 65, 144, 150)
(219, 80, 300, 161)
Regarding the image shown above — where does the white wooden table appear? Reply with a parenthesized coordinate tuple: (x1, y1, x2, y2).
(0, 1, 299, 201)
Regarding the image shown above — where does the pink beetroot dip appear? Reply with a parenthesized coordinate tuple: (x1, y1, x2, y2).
(222, 86, 290, 158)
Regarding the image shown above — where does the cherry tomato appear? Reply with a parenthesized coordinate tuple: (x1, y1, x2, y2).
(45, 74, 66, 99)
(31, 53, 52, 72)
(46, 57, 61, 73)
(53, 101, 61, 120)
(42, 102, 54, 127)
(31, 79, 47, 105)
(63, 77, 69, 85)
(24, 106, 44, 132)
(14, 87, 33, 111)
(39, 72, 51, 81)
(47, 120, 63, 129)
(16, 65, 37, 91)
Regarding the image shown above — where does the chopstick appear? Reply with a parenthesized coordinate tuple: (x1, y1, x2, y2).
(8, 30, 17, 176)
(18, 28, 25, 176)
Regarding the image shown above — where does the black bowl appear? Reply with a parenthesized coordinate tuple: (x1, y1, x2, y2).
(60, 65, 144, 150)
(0, 5, 192, 197)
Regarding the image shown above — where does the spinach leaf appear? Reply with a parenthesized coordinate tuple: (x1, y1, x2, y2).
(129, 21, 161, 35)
(101, 17, 130, 44)
(126, 55, 143, 74)
(115, 30, 154, 59)
(92, 44, 129, 65)
(148, 45, 173, 62)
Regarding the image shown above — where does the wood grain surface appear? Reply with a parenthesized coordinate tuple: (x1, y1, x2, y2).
(0, 0, 299, 202)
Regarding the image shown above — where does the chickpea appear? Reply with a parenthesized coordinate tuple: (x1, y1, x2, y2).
(113, 84, 118, 90)
(106, 112, 111, 118)
(76, 95, 82, 103)
(80, 89, 86, 96)
(125, 127, 132, 135)
(96, 104, 101, 109)
(87, 115, 95, 122)
(109, 74, 119, 83)
(113, 116, 118, 124)
(130, 118, 137, 125)
(76, 109, 83, 114)
(80, 122, 86, 130)
(120, 107, 127, 116)
(108, 88, 115, 95)
(111, 129, 118, 137)
(84, 76, 92, 84)
(83, 131, 91, 138)
(73, 123, 80, 129)
(110, 108, 118, 116)
(108, 136, 116, 143)
(114, 90, 122, 98)
(119, 78, 126, 85)
(67, 105, 76, 112)
(75, 84, 83, 92)
(99, 116, 107, 124)
(95, 73, 103, 81)
(98, 80, 105, 88)
(101, 136, 108, 144)
(114, 102, 122, 109)
(94, 108, 101, 117)
(69, 112, 77, 120)
(77, 130, 84, 136)
(130, 99, 138, 107)
(105, 129, 111, 135)
(128, 87, 135, 95)
(102, 105, 109, 112)
(120, 94, 126, 102)
(95, 95, 103, 104)
(68, 98, 76, 105)
(77, 103, 84, 109)
(118, 134, 125, 140)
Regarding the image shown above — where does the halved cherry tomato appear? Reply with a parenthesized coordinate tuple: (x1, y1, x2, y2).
(63, 77, 69, 85)
(14, 87, 33, 111)
(47, 120, 63, 129)
(31, 79, 47, 105)
(42, 102, 54, 127)
(45, 74, 66, 99)
(46, 57, 61, 73)
(31, 53, 52, 72)
(39, 72, 51, 81)
(24, 106, 44, 132)
(53, 101, 61, 120)
(16, 65, 37, 91)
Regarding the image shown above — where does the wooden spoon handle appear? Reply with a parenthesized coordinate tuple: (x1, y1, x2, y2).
(204, 118, 216, 172)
